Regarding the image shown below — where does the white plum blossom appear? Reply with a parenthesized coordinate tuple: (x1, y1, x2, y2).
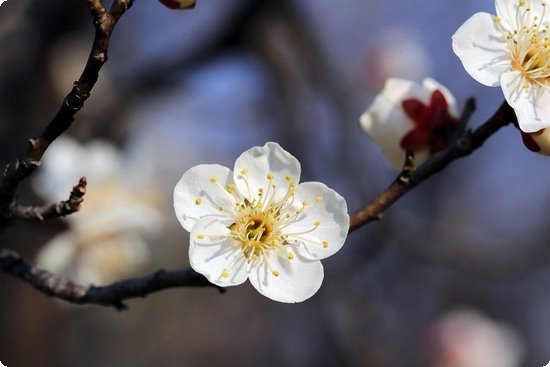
(34, 137, 164, 285)
(360, 78, 459, 171)
(173, 142, 349, 303)
(452, 0, 550, 133)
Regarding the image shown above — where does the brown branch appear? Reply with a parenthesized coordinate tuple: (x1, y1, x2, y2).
(11, 177, 87, 221)
(349, 100, 516, 232)
(0, 248, 222, 311)
(0, 0, 133, 221)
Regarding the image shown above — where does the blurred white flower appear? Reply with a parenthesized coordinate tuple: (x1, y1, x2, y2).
(34, 137, 165, 285)
(360, 77, 459, 170)
(452, 0, 550, 133)
(521, 128, 550, 155)
(173, 142, 349, 303)
(426, 308, 525, 367)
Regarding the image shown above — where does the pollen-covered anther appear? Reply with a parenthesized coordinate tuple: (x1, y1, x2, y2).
(287, 252, 295, 260)
(272, 271, 280, 277)
(226, 184, 235, 193)
(322, 241, 329, 248)
(197, 234, 205, 239)
(195, 198, 202, 205)
(315, 195, 323, 202)
(221, 270, 229, 278)
(314, 220, 321, 227)
(210, 176, 218, 184)
(267, 173, 274, 180)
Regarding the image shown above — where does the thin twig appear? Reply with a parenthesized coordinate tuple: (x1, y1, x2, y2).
(349, 100, 516, 232)
(0, 0, 132, 221)
(11, 177, 87, 221)
(0, 248, 222, 311)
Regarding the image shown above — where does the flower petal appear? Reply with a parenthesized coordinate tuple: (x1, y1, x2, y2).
(233, 142, 301, 203)
(283, 182, 349, 261)
(189, 218, 248, 287)
(422, 78, 459, 117)
(495, 0, 520, 30)
(501, 71, 550, 132)
(360, 79, 418, 170)
(248, 255, 324, 303)
(452, 12, 511, 87)
(174, 164, 236, 232)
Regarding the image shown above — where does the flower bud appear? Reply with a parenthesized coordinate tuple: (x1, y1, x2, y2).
(159, 0, 196, 10)
(360, 78, 459, 170)
(521, 129, 550, 156)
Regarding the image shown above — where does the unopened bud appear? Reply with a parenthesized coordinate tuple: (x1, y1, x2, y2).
(521, 129, 550, 156)
(159, 0, 196, 9)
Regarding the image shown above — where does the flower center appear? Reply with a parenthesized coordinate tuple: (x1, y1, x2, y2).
(228, 173, 300, 270)
(197, 171, 324, 279)
(500, 1, 550, 86)
(230, 206, 281, 260)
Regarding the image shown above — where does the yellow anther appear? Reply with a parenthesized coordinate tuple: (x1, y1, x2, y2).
(221, 270, 229, 278)
(195, 198, 202, 205)
(210, 176, 218, 184)
(272, 271, 280, 277)
(267, 173, 274, 180)
(314, 220, 320, 227)
(197, 234, 205, 239)
(240, 169, 248, 175)
(322, 241, 329, 248)
(315, 195, 323, 202)
(302, 200, 309, 206)
(287, 252, 295, 260)
(219, 207, 224, 211)
(519, 0, 526, 6)
(226, 184, 235, 193)
(493, 16, 501, 23)
(285, 175, 291, 182)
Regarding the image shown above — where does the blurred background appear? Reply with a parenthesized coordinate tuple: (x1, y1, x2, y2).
(0, 0, 549, 366)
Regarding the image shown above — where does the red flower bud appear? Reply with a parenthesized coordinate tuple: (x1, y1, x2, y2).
(159, 0, 196, 10)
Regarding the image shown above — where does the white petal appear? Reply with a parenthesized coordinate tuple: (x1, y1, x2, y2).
(189, 218, 248, 287)
(359, 93, 410, 162)
(381, 77, 430, 104)
(452, 12, 511, 87)
(283, 182, 349, 261)
(501, 71, 550, 132)
(174, 164, 236, 232)
(233, 142, 301, 203)
(495, 0, 520, 29)
(360, 80, 417, 171)
(248, 254, 324, 303)
(422, 77, 459, 117)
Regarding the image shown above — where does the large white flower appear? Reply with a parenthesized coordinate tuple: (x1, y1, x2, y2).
(360, 78, 459, 171)
(173, 142, 349, 303)
(452, 0, 550, 133)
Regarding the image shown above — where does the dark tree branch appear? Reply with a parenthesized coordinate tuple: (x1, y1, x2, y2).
(0, 0, 133, 222)
(349, 100, 516, 232)
(11, 177, 87, 221)
(0, 248, 222, 311)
